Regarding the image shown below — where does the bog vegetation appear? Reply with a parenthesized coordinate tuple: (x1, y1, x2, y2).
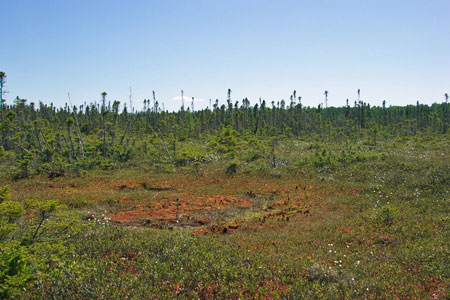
(0, 72, 449, 299)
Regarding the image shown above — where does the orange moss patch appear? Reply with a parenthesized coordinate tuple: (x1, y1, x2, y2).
(110, 194, 253, 225)
(109, 173, 351, 230)
(194, 216, 212, 225)
(7, 171, 359, 233)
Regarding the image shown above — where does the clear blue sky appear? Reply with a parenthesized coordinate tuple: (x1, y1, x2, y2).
(1, 0, 449, 111)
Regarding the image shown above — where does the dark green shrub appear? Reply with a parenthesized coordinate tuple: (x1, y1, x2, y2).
(226, 160, 239, 175)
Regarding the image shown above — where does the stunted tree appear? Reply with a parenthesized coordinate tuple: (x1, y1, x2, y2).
(111, 100, 120, 147)
(152, 90, 157, 113)
(181, 89, 184, 110)
(101, 92, 107, 157)
(445, 93, 449, 133)
(227, 88, 233, 108)
(0, 71, 6, 121)
(67, 93, 85, 157)
(66, 117, 76, 160)
(143, 99, 148, 111)
(101, 92, 107, 111)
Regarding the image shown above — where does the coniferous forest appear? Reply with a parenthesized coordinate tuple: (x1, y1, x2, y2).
(0, 81, 448, 178)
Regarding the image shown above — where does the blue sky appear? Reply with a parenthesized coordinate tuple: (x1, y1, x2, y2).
(1, 0, 449, 111)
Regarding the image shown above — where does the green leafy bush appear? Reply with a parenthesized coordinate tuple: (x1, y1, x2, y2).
(373, 205, 399, 225)
(208, 126, 241, 154)
(0, 186, 84, 299)
(174, 143, 207, 166)
(0, 242, 32, 299)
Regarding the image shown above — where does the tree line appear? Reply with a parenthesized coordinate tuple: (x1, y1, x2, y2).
(0, 72, 448, 177)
